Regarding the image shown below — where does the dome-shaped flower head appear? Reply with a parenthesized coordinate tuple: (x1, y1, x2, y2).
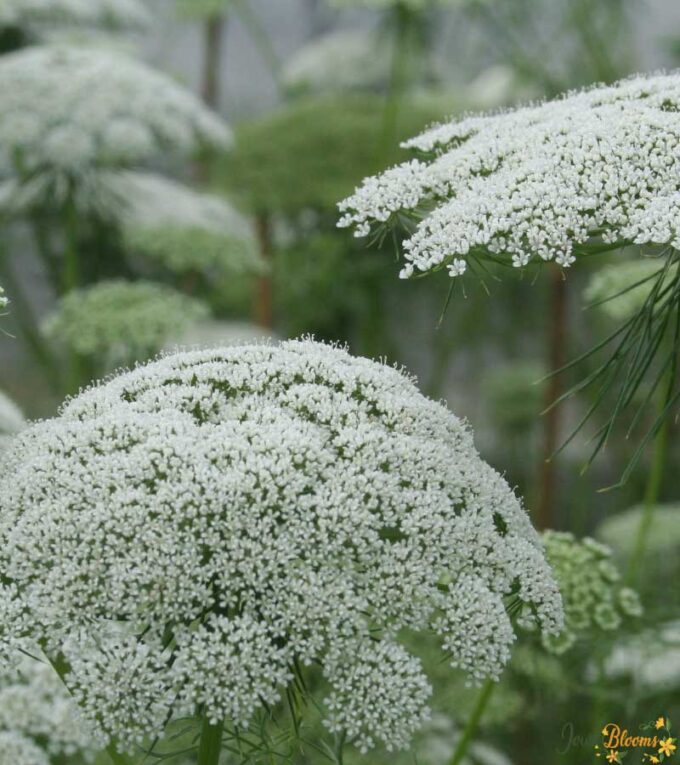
(108, 171, 264, 278)
(43, 280, 209, 371)
(0, 0, 150, 39)
(0, 340, 562, 754)
(338, 71, 680, 279)
(0, 45, 231, 180)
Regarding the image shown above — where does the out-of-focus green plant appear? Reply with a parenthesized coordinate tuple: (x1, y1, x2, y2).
(585, 258, 673, 322)
(272, 232, 389, 340)
(282, 27, 426, 97)
(483, 361, 546, 435)
(44, 280, 209, 373)
(220, 94, 454, 216)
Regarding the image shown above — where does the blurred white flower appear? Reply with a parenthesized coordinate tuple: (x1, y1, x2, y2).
(0, 390, 25, 435)
(338, 72, 680, 279)
(0, 0, 150, 37)
(108, 171, 264, 278)
(603, 620, 680, 693)
(0, 340, 562, 753)
(0, 45, 231, 179)
(0, 656, 95, 761)
(283, 29, 394, 95)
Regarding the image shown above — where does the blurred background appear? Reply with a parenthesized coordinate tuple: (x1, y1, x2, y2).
(1, 1, 680, 763)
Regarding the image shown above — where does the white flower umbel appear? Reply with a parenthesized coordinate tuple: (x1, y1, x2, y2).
(0, 45, 231, 178)
(338, 72, 680, 279)
(0, 655, 95, 761)
(0, 341, 562, 754)
(540, 532, 642, 655)
(0, 0, 150, 36)
(43, 280, 209, 370)
(108, 171, 263, 278)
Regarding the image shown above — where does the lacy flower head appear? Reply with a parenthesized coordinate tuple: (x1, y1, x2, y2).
(109, 171, 264, 279)
(0, 45, 231, 179)
(0, 655, 93, 765)
(43, 280, 209, 372)
(540, 532, 642, 655)
(0, 341, 562, 755)
(0, 0, 150, 39)
(338, 71, 680, 279)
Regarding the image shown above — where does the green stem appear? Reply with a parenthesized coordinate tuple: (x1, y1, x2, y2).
(197, 713, 223, 765)
(448, 678, 495, 765)
(626, 390, 670, 583)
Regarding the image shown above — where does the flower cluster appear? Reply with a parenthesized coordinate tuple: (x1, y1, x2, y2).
(338, 72, 680, 279)
(0, 0, 149, 36)
(44, 280, 209, 369)
(0, 341, 562, 754)
(109, 171, 263, 278)
(0, 286, 6, 311)
(584, 258, 673, 322)
(0, 45, 231, 179)
(540, 532, 642, 654)
(0, 656, 94, 764)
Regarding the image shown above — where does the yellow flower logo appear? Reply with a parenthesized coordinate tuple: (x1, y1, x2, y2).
(659, 738, 677, 757)
(606, 751, 621, 763)
(656, 717, 666, 731)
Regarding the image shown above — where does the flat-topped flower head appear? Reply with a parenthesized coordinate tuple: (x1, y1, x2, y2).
(0, 340, 562, 754)
(109, 171, 264, 278)
(338, 71, 680, 279)
(0, 0, 150, 38)
(0, 45, 231, 179)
